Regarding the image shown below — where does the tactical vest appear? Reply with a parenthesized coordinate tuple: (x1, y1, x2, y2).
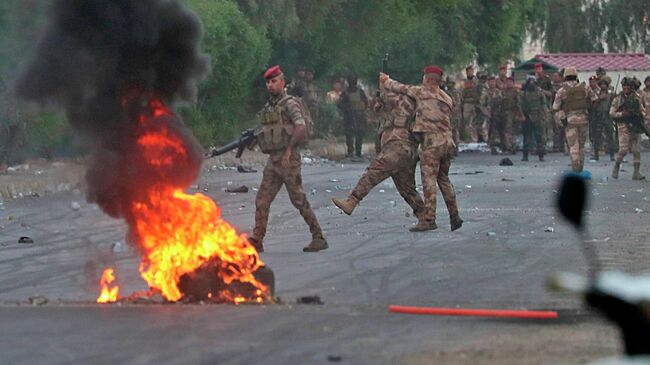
(523, 90, 545, 113)
(347, 90, 365, 111)
(563, 84, 589, 112)
(462, 87, 477, 105)
(501, 89, 518, 111)
(257, 95, 295, 154)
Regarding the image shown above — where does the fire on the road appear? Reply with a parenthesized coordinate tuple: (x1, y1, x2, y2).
(96, 98, 268, 304)
(97, 268, 119, 303)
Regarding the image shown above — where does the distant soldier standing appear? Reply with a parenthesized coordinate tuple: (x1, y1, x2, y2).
(521, 76, 548, 162)
(340, 75, 368, 158)
(610, 77, 647, 180)
(249, 65, 328, 253)
(495, 64, 508, 90)
(500, 77, 522, 154)
(595, 67, 612, 89)
(380, 66, 463, 232)
(445, 77, 462, 153)
(461, 79, 479, 142)
(479, 75, 503, 155)
(552, 67, 598, 173)
(551, 71, 566, 153)
(331, 86, 425, 226)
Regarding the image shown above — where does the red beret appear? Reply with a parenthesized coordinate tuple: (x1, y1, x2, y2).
(264, 65, 283, 80)
(499, 64, 507, 70)
(424, 65, 443, 76)
(534, 62, 543, 69)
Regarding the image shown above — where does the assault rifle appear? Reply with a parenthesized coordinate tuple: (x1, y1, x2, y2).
(206, 128, 258, 158)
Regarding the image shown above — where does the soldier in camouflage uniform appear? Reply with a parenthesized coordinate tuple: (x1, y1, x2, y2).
(380, 65, 463, 232)
(590, 79, 616, 161)
(331, 87, 425, 225)
(552, 67, 598, 173)
(610, 77, 648, 180)
(446, 77, 462, 154)
(551, 71, 566, 152)
(474, 72, 490, 143)
(500, 77, 522, 154)
(479, 75, 503, 155)
(461, 79, 479, 142)
(596, 67, 612, 90)
(534, 63, 555, 148)
(495, 65, 508, 90)
(249, 65, 328, 253)
(521, 76, 548, 161)
(340, 75, 368, 158)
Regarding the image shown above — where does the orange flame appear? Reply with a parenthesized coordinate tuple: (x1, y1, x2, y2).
(114, 97, 268, 303)
(97, 268, 120, 303)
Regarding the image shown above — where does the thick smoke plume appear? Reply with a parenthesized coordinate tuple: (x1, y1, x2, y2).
(15, 0, 210, 223)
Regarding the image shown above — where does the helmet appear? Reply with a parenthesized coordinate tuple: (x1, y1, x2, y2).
(564, 67, 578, 77)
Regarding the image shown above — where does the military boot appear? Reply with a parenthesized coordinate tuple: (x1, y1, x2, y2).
(521, 152, 529, 162)
(303, 236, 329, 252)
(409, 220, 437, 232)
(633, 162, 645, 180)
(450, 216, 464, 232)
(332, 195, 360, 215)
(612, 161, 621, 179)
(248, 237, 264, 253)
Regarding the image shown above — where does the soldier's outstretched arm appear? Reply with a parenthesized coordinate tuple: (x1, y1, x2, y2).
(380, 73, 417, 99)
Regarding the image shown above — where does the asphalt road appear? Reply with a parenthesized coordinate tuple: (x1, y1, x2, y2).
(2, 151, 650, 364)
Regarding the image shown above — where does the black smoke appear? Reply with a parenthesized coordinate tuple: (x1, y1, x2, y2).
(15, 0, 210, 222)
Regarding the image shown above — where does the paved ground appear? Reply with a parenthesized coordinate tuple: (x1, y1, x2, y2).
(2, 151, 650, 364)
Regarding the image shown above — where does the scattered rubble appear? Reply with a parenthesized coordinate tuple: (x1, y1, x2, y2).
(499, 158, 514, 166)
(70, 201, 81, 211)
(544, 227, 555, 233)
(225, 185, 249, 193)
(237, 165, 257, 173)
(29, 296, 48, 306)
(297, 295, 323, 305)
(18, 236, 34, 244)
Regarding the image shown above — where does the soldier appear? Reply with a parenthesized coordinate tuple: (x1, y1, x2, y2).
(500, 77, 522, 154)
(591, 79, 616, 161)
(552, 67, 598, 173)
(465, 65, 478, 85)
(331, 85, 425, 226)
(380, 65, 463, 232)
(339, 75, 368, 158)
(551, 71, 566, 153)
(610, 77, 647, 180)
(474, 72, 490, 143)
(461, 79, 479, 142)
(643, 76, 650, 123)
(446, 77, 462, 153)
(249, 65, 328, 253)
(326, 79, 343, 104)
(479, 75, 503, 155)
(534, 63, 554, 143)
(521, 76, 548, 161)
(495, 65, 508, 90)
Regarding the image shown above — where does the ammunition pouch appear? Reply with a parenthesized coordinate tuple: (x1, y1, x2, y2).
(563, 85, 588, 112)
(257, 124, 294, 154)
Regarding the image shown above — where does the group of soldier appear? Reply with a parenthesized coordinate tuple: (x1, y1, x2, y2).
(248, 64, 462, 253)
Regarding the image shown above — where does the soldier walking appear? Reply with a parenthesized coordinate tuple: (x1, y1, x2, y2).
(331, 85, 425, 226)
(591, 79, 616, 161)
(380, 66, 463, 232)
(521, 76, 547, 162)
(479, 75, 503, 155)
(610, 77, 647, 180)
(552, 67, 598, 173)
(340, 75, 368, 158)
(249, 65, 328, 253)
(500, 77, 522, 154)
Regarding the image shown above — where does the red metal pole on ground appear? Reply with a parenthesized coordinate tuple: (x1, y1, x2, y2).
(389, 305, 558, 319)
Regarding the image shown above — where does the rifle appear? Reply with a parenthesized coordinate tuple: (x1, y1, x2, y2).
(376, 53, 389, 98)
(617, 95, 650, 138)
(206, 128, 258, 158)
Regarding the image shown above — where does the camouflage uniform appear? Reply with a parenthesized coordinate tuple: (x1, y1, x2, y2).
(642, 87, 650, 122)
(384, 78, 461, 229)
(479, 85, 503, 153)
(590, 88, 616, 160)
(252, 91, 325, 248)
(536, 74, 555, 147)
(521, 85, 547, 159)
(447, 86, 462, 151)
(500, 87, 521, 154)
(610, 91, 646, 179)
(495, 75, 508, 90)
(461, 84, 480, 142)
(552, 81, 598, 172)
(343, 91, 424, 218)
(340, 87, 368, 157)
(551, 80, 566, 152)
